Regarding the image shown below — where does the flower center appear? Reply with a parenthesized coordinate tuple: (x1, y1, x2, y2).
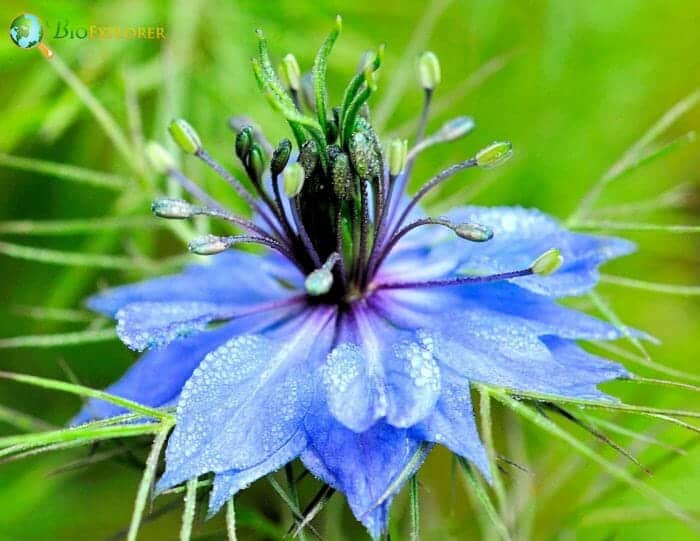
(145, 17, 559, 307)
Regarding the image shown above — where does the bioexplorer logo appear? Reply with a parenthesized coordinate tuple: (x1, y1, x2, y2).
(53, 20, 166, 40)
(9, 12, 166, 60)
(8, 13, 53, 58)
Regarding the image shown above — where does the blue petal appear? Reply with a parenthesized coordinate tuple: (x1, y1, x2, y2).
(88, 251, 296, 316)
(320, 311, 441, 431)
(72, 308, 292, 424)
(381, 206, 634, 298)
(373, 282, 638, 342)
(157, 308, 335, 491)
(430, 308, 626, 400)
(116, 301, 237, 351)
(302, 404, 427, 540)
(384, 332, 441, 428)
(321, 343, 386, 432)
(207, 431, 306, 515)
(412, 367, 490, 480)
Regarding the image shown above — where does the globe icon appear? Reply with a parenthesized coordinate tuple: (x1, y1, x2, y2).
(9, 13, 43, 49)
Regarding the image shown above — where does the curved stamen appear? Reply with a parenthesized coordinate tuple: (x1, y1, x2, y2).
(195, 148, 286, 240)
(152, 197, 282, 242)
(305, 252, 341, 296)
(165, 168, 229, 215)
(189, 234, 301, 269)
(384, 157, 478, 255)
(375, 248, 563, 291)
(376, 268, 533, 290)
(370, 217, 492, 276)
(290, 197, 322, 267)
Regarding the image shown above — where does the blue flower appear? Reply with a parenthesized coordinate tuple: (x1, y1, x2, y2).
(77, 23, 639, 539)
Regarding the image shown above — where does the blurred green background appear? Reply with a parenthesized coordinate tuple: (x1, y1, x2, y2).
(0, 0, 698, 539)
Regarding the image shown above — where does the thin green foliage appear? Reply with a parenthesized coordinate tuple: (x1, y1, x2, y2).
(0, 404, 54, 432)
(0, 371, 173, 422)
(180, 478, 199, 541)
(601, 274, 700, 296)
(409, 475, 420, 541)
(0, 423, 162, 459)
(457, 456, 511, 540)
(0, 328, 116, 349)
(0, 240, 154, 270)
(583, 415, 687, 455)
(49, 54, 136, 168)
(10, 305, 94, 323)
(492, 385, 700, 420)
(127, 427, 171, 541)
(268, 475, 320, 539)
(0, 217, 158, 236)
(478, 387, 508, 514)
(226, 498, 238, 541)
(0, 152, 129, 190)
(572, 220, 700, 233)
(290, 485, 335, 539)
(493, 391, 700, 532)
(570, 88, 700, 221)
(370, 442, 431, 509)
